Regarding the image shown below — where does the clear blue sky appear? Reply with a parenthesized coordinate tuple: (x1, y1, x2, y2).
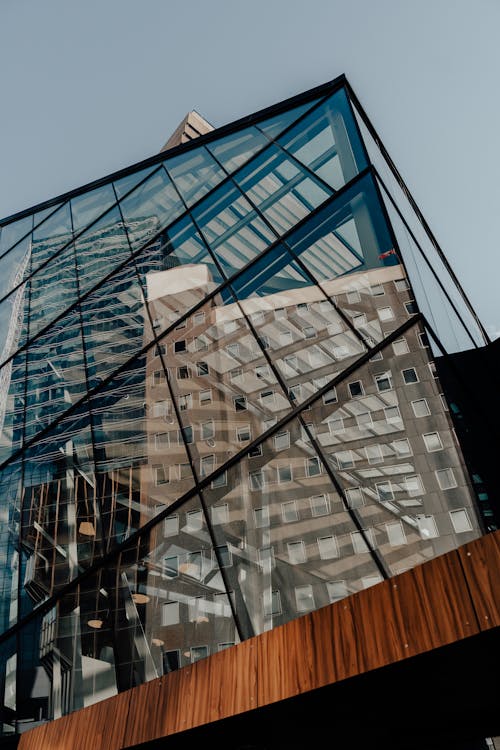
(1, 0, 499, 339)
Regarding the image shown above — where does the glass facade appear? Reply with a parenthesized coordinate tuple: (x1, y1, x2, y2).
(0, 78, 488, 737)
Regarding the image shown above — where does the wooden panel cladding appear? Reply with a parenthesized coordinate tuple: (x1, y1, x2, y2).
(18, 531, 500, 750)
(458, 529, 500, 629)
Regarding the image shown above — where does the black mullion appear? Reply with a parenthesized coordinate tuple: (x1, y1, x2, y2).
(68, 201, 106, 561)
(164, 162, 387, 582)
(345, 81, 490, 346)
(375, 169, 480, 350)
(0, 167, 373, 478)
(151, 167, 255, 642)
(0, 314, 423, 648)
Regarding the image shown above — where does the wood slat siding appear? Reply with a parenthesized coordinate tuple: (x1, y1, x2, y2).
(18, 531, 500, 750)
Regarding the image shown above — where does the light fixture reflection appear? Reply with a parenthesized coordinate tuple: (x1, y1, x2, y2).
(131, 593, 150, 604)
(88, 619, 103, 629)
(78, 521, 96, 536)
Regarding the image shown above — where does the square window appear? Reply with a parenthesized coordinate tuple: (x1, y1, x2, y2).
(199, 389, 212, 405)
(384, 405, 402, 424)
(234, 396, 247, 411)
(152, 400, 169, 418)
(255, 364, 271, 379)
(345, 487, 364, 509)
(356, 411, 373, 428)
(179, 394, 192, 411)
(323, 386, 338, 405)
(394, 278, 410, 292)
(419, 331, 430, 348)
(310, 493, 330, 517)
(326, 580, 347, 603)
(211, 504, 229, 525)
(263, 589, 282, 616)
(449, 508, 473, 533)
(248, 445, 263, 458)
(174, 340, 187, 353)
(196, 361, 209, 376)
(201, 420, 215, 440)
(155, 432, 169, 450)
(237, 424, 251, 442)
(153, 465, 168, 486)
(362, 575, 383, 589)
(259, 546, 275, 571)
(193, 311, 205, 326)
(376, 481, 393, 501)
(260, 390, 276, 407)
(412, 399, 430, 417)
(275, 307, 286, 319)
(251, 310, 265, 324)
(211, 471, 227, 489)
(416, 514, 439, 539)
(393, 338, 410, 355)
(318, 535, 339, 560)
(306, 456, 322, 477)
(428, 361, 438, 379)
(196, 335, 209, 351)
(378, 307, 395, 322)
(277, 465, 293, 483)
(186, 509, 203, 530)
(218, 642, 235, 651)
(370, 284, 385, 296)
(274, 431, 290, 451)
(351, 530, 372, 554)
(348, 380, 364, 398)
(164, 514, 179, 537)
(303, 325, 316, 339)
(346, 289, 361, 303)
(180, 425, 193, 444)
(282, 500, 299, 523)
(295, 584, 315, 612)
(254, 506, 270, 528)
(190, 646, 209, 663)
(249, 469, 265, 491)
(164, 555, 179, 578)
(392, 438, 411, 456)
(375, 372, 392, 392)
(386, 521, 406, 547)
(405, 474, 424, 496)
(200, 454, 215, 477)
(258, 335, 270, 351)
(440, 393, 449, 411)
(405, 300, 418, 315)
(230, 367, 242, 382)
(226, 343, 240, 358)
(215, 544, 232, 567)
(402, 367, 419, 384)
(328, 416, 344, 434)
(162, 601, 180, 626)
(177, 365, 190, 380)
(333, 450, 355, 470)
(366, 444, 383, 464)
(281, 331, 293, 346)
(423, 432, 443, 452)
(436, 468, 458, 490)
(288, 384, 301, 402)
(288, 540, 307, 565)
(163, 650, 180, 673)
(353, 313, 367, 328)
(152, 370, 165, 386)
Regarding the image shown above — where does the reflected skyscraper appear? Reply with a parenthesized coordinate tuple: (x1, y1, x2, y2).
(0, 75, 495, 741)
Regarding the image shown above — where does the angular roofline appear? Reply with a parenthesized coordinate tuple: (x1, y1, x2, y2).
(0, 73, 347, 228)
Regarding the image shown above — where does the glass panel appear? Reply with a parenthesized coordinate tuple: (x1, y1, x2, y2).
(119, 167, 184, 251)
(71, 183, 116, 234)
(258, 98, 321, 140)
(191, 181, 275, 277)
(234, 143, 332, 235)
(165, 146, 225, 208)
(0, 215, 33, 257)
(0, 461, 22, 632)
(0, 234, 31, 301)
(206, 127, 269, 174)
(113, 165, 158, 200)
(74, 206, 131, 297)
(81, 261, 149, 390)
(31, 202, 73, 272)
(0, 277, 30, 367)
(202, 413, 382, 636)
(33, 202, 64, 227)
(0, 632, 17, 736)
(278, 88, 367, 189)
(28, 242, 78, 338)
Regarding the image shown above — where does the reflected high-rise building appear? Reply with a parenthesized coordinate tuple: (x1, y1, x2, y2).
(0, 76, 496, 740)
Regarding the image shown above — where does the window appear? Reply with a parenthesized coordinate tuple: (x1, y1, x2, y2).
(224, 320, 238, 334)
(260, 390, 276, 408)
(402, 367, 419, 384)
(375, 372, 392, 392)
(411, 399, 430, 418)
(190, 646, 209, 663)
(211, 471, 227, 489)
(174, 340, 186, 353)
(237, 424, 251, 442)
(376, 481, 393, 501)
(263, 589, 282, 617)
(394, 278, 410, 292)
(436, 468, 458, 490)
(392, 438, 411, 456)
(333, 450, 355, 470)
(310, 493, 330, 517)
(353, 313, 367, 328)
(405, 300, 418, 315)
(211, 504, 229, 525)
(297, 302, 309, 311)
(186, 509, 203, 531)
(346, 289, 360, 303)
(201, 420, 215, 440)
(226, 342, 239, 358)
(392, 338, 410, 355)
(164, 555, 179, 578)
(199, 389, 212, 405)
(323, 386, 338, 405)
(351, 529, 373, 554)
(255, 364, 271, 379)
(348, 380, 364, 398)
(152, 370, 165, 386)
(248, 445, 262, 458)
(378, 306, 395, 322)
(153, 465, 168, 486)
(419, 331, 430, 348)
(156, 343, 167, 356)
(179, 425, 193, 444)
(328, 416, 344, 434)
(440, 393, 449, 411)
(405, 474, 424, 496)
(230, 367, 242, 382)
(282, 500, 298, 523)
(251, 310, 265, 324)
(215, 544, 232, 567)
(366, 444, 383, 464)
(195, 335, 209, 351)
(428, 361, 438, 379)
(384, 405, 402, 424)
(416, 514, 439, 539)
(303, 325, 316, 339)
(318, 535, 339, 559)
(163, 650, 180, 673)
(275, 307, 286, 319)
(345, 487, 364, 509)
(254, 506, 270, 528)
(362, 575, 383, 589)
(162, 601, 180, 626)
(257, 335, 270, 350)
(152, 400, 169, 418)
(196, 361, 209, 376)
(288, 384, 301, 402)
(356, 411, 373, 428)
(193, 311, 205, 326)
(281, 331, 293, 346)
(450, 508, 473, 533)
(277, 465, 293, 483)
(259, 546, 275, 571)
(200, 454, 215, 477)
(295, 584, 315, 612)
(327, 580, 347, 603)
(179, 394, 192, 411)
(155, 432, 169, 450)
(249, 469, 265, 490)
(386, 521, 406, 547)
(233, 396, 247, 411)
(288, 540, 307, 564)
(274, 431, 290, 451)
(423, 432, 443, 452)
(306, 456, 322, 476)
(164, 514, 179, 537)
(177, 365, 190, 380)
